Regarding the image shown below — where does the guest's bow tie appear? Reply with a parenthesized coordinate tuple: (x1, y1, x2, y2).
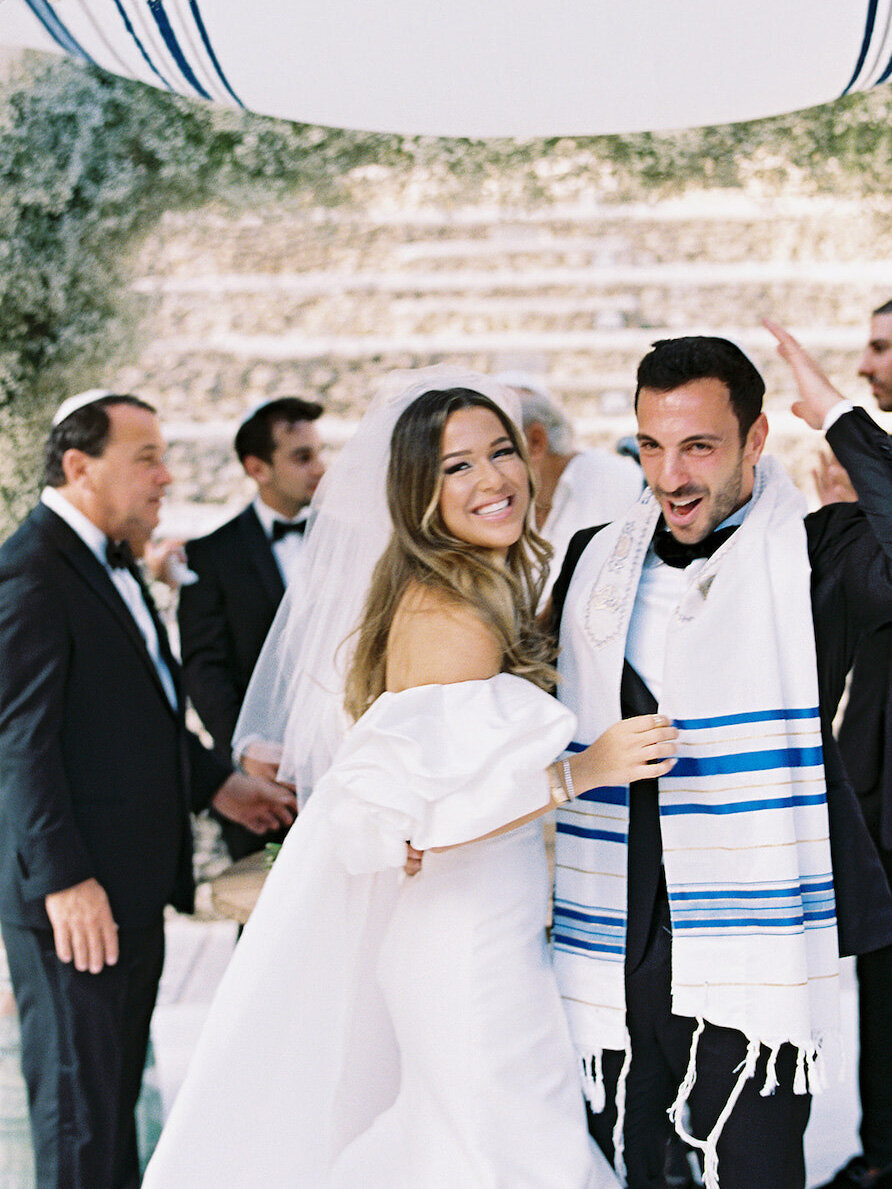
(105, 538, 135, 570)
(652, 523, 737, 569)
(271, 519, 307, 542)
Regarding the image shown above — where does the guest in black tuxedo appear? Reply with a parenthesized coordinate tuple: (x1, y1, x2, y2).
(178, 396, 324, 860)
(550, 328, 892, 1189)
(0, 392, 297, 1189)
(817, 298, 892, 1189)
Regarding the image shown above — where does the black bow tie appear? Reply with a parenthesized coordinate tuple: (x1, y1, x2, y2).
(271, 519, 306, 543)
(652, 523, 738, 569)
(105, 538, 136, 570)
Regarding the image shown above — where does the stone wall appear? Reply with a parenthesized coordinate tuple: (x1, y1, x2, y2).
(88, 184, 892, 538)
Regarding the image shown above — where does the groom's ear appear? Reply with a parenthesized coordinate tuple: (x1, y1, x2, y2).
(743, 413, 769, 466)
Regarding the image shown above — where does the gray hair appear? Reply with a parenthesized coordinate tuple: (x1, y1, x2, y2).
(494, 372, 574, 455)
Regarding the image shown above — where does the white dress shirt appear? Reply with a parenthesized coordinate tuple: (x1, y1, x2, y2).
(624, 401, 852, 700)
(252, 496, 309, 585)
(41, 487, 178, 709)
(625, 503, 750, 703)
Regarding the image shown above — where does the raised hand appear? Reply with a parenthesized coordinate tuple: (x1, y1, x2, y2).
(571, 714, 678, 792)
(763, 319, 846, 429)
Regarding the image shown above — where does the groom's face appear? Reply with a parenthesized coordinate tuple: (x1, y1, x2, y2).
(636, 378, 767, 544)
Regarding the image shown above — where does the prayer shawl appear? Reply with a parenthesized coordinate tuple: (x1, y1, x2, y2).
(552, 457, 841, 1187)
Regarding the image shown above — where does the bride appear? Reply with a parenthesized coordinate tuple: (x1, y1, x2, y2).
(143, 371, 676, 1188)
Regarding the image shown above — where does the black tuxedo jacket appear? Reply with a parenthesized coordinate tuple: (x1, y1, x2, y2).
(0, 503, 231, 931)
(178, 505, 285, 762)
(838, 624, 892, 866)
(552, 407, 892, 970)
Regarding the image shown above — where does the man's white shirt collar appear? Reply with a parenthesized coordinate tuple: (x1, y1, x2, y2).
(41, 486, 109, 565)
(252, 495, 308, 538)
(40, 488, 177, 708)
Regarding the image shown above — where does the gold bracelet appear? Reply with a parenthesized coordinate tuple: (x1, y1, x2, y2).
(548, 762, 570, 807)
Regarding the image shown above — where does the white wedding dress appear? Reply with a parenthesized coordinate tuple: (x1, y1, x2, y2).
(144, 676, 618, 1188)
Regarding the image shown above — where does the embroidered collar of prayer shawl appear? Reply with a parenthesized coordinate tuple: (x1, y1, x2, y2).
(551, 456, 841, 1188)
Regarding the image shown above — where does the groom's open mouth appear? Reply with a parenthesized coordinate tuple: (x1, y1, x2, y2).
(662, 491, 706, 531)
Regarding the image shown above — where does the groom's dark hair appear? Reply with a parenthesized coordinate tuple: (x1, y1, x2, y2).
(635, 336, 765, 440)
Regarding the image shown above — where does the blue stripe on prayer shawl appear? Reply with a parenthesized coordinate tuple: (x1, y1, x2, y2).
(553, 922, 625, 947)
(23, 0, 97, 63)
(554, 904, 625, 930)
(841, 0, 879, 93)
(673, 707, 820, 731)
(111, 0, 176, 90)
(672, 901, 836, 922)
(189, 1, 246, 107)
(877, 50, 892, 85)
(556, 821, 627, 844)
(667, 745, 824, 780)
(552, 932, 625, 957)
(671, 879, 834, 901)
(661, 791, 827, 817)
(148, 1, 212, 100)
(577, 786, 627, 806)
(675, 913, 842, 932)
(669, 877, 836, 932)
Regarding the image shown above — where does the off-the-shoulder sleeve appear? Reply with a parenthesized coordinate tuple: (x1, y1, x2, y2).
(315, 674, 576, 874)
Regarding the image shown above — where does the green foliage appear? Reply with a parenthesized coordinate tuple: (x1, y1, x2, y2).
(0, 54, 410, 411)
(0, 54, 408, 526)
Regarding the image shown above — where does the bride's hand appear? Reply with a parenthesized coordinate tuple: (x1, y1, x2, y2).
(571, 714, 677, 791)
(404, 844, 424, 877)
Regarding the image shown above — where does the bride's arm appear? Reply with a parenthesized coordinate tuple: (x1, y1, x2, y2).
(388, 586, 676, 854)
(430, 713, 677, 850)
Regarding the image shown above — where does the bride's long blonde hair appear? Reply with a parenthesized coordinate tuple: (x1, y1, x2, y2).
(344, 388, 557, 721)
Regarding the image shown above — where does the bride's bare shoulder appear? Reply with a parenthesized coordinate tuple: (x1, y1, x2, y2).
(386, 581, 501, 690)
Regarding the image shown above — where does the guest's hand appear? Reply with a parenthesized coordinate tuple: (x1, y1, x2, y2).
(143, 538, 188, 589)
(212, 772, 297, 835)
(813, 451, 857, 506)
(240, 740, 288, 785)
(570, 714, 678, 791)
(764, 319, 845, 429)
(45, 878, 119, 974)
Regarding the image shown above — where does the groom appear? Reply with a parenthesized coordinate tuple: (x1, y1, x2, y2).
(550, 326, 892, 1189)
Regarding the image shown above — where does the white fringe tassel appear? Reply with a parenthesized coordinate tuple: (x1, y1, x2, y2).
(611, 1032, 632, 1186)
(760, 1043, 781, 1097)
(580, 1049, 606, 1115)
(668, 1025, 761, 1189)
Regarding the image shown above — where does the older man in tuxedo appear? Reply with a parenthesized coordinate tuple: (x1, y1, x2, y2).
(178, 396, 325, 860)
(0, 391, 297, 1189)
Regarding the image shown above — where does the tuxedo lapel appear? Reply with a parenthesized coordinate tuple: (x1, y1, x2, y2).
(619, 659, 664, 972)
(38, 506, 179, 715)
(237, 506, 286, 607)
(620, 661, 658, 717)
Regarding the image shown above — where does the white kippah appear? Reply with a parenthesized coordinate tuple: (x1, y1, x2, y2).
(51, 389, 117, 427)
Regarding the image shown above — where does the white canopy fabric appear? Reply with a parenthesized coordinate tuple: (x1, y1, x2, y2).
(0, 0, 889, 136)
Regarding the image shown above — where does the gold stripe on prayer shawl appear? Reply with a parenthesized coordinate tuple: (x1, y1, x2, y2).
(663, 835, 830, 854)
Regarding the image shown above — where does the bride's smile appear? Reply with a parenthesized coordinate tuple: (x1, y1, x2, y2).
(438, 405, 530, 554)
